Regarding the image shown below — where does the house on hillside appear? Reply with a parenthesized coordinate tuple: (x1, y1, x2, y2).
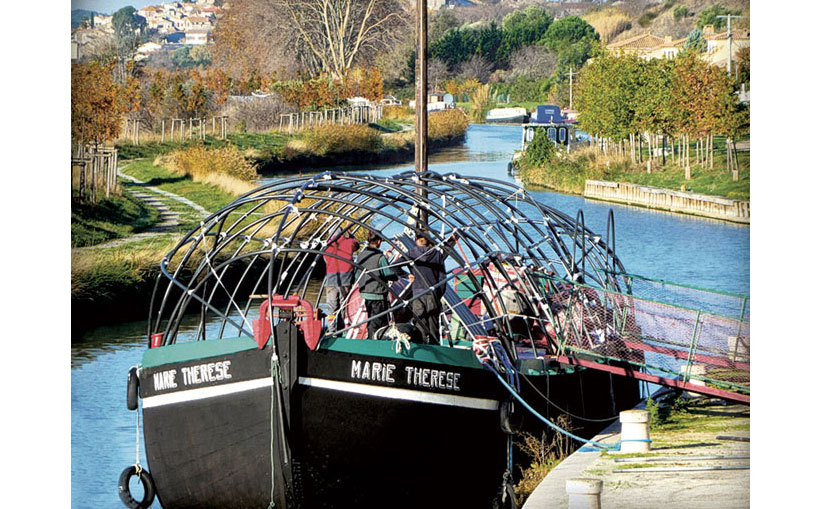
(182, 16, 213, 31)
(184, 29, 209, 45)
(607, 33, 685, 59)
(701, 25, 750, 68)
(607, 26, 749, 68)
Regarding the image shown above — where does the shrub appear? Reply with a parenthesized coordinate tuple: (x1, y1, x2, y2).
(638, 11, 658, 27)
(523, 128, 556, 167)
(673, 5, 689, 20)
(428, 109, 469, 141)
(302, 124, 383, 156)
(171, 144, 258, 181)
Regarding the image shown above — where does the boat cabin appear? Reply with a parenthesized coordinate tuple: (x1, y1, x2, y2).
(521, 104, 575, 152)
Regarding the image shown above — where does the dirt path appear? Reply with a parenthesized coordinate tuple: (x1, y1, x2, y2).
(76, 164, 210, 250)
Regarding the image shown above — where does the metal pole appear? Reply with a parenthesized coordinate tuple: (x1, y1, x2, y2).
(717, 15, 742, 75)
(415, 0, 428, 228)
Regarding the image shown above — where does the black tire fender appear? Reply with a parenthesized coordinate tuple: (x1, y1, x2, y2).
(500, 400, 515, 434)
(118, 465, 156, 509)
(127, 367, 139, 411)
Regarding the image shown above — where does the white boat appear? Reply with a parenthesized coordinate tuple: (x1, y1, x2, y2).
(485, 107, 528, 124)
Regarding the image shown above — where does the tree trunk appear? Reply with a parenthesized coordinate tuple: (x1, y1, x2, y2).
(662, 135, 666, 166)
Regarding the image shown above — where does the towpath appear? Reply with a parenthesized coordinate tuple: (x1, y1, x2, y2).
(523, 398, 750, 509)
(74, 162, 210, 250)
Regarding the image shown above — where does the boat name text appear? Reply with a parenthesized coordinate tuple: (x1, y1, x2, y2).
(350, 360, 460, 391)
(152, 361, 232, 391)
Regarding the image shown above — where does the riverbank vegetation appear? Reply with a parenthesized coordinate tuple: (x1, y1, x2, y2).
(520, 47, 750, 201)
(521, 140, 750, 200)
(514, 415, 576, 505)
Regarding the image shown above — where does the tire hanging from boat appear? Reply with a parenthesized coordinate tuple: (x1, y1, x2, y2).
(118, 465, 156, 509)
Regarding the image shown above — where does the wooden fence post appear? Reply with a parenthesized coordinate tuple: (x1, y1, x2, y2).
(90, 148, 97, 203)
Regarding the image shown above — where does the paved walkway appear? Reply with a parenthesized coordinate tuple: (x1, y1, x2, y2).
(524, 400, 750, 509)
(75, 165, 210, 250)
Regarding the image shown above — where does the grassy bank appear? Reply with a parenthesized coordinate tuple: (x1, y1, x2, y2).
(520, 138, 750, 201)
(72, 236, 173, 332)
(71, 192, 160, 248)
(116, 109, 468, 173)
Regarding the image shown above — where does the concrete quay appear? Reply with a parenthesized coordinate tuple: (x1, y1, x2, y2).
(523, 398, 750, 509)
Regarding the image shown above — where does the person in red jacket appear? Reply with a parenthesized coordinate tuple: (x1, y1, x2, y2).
(323, 227, 360, 334)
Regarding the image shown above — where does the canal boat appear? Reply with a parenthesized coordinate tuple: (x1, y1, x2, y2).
(120, 171, 644, 509)
(486, 107, 529, 124)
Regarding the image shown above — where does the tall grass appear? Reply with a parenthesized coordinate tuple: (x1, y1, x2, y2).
(301, 124, 383, 156)
(428, 109, 470, 141)
(71, 240, 173, 301)
(170, 144, 258, 181)
(469, 84, 494, 123)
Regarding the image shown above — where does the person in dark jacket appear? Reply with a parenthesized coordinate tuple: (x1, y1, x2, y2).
(404, 229, 457, 344)
(354, 232, 400, 338)
(323, 227, 360, 334)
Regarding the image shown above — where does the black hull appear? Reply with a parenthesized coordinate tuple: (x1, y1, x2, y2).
(138, 338, 640, 508)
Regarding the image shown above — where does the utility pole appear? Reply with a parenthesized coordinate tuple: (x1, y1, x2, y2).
(717, 15, 743, 75)
(568, 67, 574, 110)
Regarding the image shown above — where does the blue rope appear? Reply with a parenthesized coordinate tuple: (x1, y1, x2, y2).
(484, 363, 620, 451)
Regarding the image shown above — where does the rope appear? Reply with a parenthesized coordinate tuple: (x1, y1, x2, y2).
(134, 385, 143, 474)
(476, 344, 619, 451)
(488, 367, 619, 450)
(268, 353, 281, 509)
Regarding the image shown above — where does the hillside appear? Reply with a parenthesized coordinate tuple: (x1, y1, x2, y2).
(590, 0, 750, 45)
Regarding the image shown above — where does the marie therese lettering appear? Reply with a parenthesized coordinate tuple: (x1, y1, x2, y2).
(350, 360, 460, 391)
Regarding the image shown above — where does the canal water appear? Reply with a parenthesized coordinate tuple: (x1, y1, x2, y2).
(71, 124, 749, 507)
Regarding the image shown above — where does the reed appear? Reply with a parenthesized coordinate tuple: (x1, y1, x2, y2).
(469, 84, 493, 123)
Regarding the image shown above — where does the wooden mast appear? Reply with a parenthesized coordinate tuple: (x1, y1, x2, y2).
(415, 0, 428, 229)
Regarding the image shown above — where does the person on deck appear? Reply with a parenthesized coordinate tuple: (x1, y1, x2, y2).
(355, 232, 401, 338)
(323, 227, 360, 334)
(404, 229, 457, 344)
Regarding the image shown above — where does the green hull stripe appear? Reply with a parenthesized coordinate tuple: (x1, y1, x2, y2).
(141, 336, 482, 370)
(319, 337, 481, 369)
(142, 337, 260, 368)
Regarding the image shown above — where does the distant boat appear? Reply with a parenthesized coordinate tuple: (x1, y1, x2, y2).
(485, 107, 528, 124)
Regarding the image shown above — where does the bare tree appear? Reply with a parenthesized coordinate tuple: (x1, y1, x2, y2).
(272, 0, 409, 80)
(509, 45, 557, 80)
(458, 55, 493, 83)
(428, 58, 450, 92)
(225, 94, 296, 131)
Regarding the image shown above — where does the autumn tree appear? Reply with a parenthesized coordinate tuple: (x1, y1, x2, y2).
(71, 61, 136, 146)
